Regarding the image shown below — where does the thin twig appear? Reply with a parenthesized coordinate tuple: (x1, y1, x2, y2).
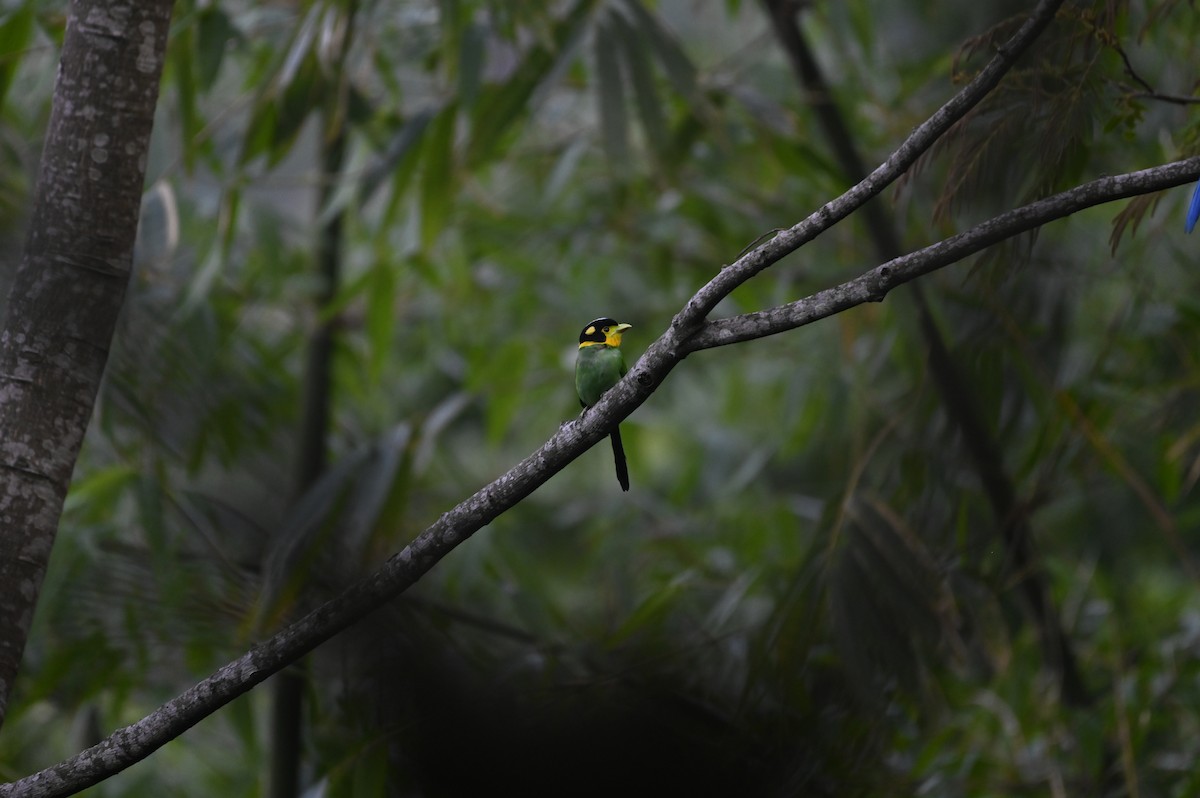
(1110, 40, 1155, 94)
(1129, 90, 1200, 107)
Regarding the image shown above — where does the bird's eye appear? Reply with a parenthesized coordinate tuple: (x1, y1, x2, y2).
(602, 326, 610, 333)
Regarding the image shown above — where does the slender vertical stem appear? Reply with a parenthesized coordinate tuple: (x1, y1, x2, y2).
(268, 5, 354, 794)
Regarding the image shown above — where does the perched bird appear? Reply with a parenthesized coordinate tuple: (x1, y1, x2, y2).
(576, 318, 633, 491)
(1187, 179, 1200, 234)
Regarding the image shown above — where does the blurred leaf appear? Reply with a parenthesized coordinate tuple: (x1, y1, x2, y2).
(465, 0, 598, 167)
(280, 4, 322, 88)
(240, 6, 328, 167)
(0, 3, 35, 112)
(616, 0, 697, 101)
(171, 20, 200, 173)
(365, 260, 396, 382)
(419, 104, 458, 250)
(363, 107, 435, 211)
(196, 6, 238, 91)
(239, 97, 279, 166)
(270, 52, 326, 164)
(609, 571, 694, 645)
(63, 464, 139, 521)
(611, 6, 668, 161)
(593, 12, 630, 173)
(466, 338, 529, 445)
(542, 137, 588, 202)
(182, 187, 241, 313)
(458, 21, 485, 106)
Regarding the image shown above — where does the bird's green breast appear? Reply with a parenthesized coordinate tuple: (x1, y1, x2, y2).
(576, 344, 626, 407)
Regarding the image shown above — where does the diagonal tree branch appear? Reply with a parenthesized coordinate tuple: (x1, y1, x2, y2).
(0, 1, 1096, 795)
(684, 160, 1200, 352)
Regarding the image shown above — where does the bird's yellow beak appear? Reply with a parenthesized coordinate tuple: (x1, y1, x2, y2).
(606, 322, 632, 347)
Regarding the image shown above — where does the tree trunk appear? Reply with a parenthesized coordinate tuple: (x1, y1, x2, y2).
(0, 0, 174, 728)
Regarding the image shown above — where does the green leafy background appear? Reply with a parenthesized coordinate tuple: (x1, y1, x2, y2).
(3, 0, 1200, 794)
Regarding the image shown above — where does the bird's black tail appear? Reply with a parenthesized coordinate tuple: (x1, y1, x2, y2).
(610, 427, 630, 491)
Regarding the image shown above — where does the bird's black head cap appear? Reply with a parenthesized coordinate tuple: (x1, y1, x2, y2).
(579, 317, 619, 344)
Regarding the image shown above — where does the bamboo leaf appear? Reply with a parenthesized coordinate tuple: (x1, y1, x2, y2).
(270, 52, 325, 165)
(239, 5, 326, 167)
(239, 97, 278, 166)
(465, 0, 597, 167)
(171, 20, 199, 173)
(458, 21, 485, 106)
(363, 107, 435, 204)
(63, 465, 139, 520)
(611, 7, 668, 159)
(593, 12, 630, 172)
(365, 260, 396, 381)
(0, 4, 36, 111)
(609, 571, 695, 644)
(196, 6, 238, 91)
(543, 137, 588, 202)
(419, 104, 458, 250)
(615, 0, 697, 100)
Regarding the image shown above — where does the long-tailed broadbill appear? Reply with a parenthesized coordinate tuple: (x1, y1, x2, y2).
(575, 318, 632, 491)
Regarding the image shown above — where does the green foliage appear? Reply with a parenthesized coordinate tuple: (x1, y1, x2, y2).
(0, 1, 50, 234)
(0, 4, 35, 113)
(4, 0, 1200, 795)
